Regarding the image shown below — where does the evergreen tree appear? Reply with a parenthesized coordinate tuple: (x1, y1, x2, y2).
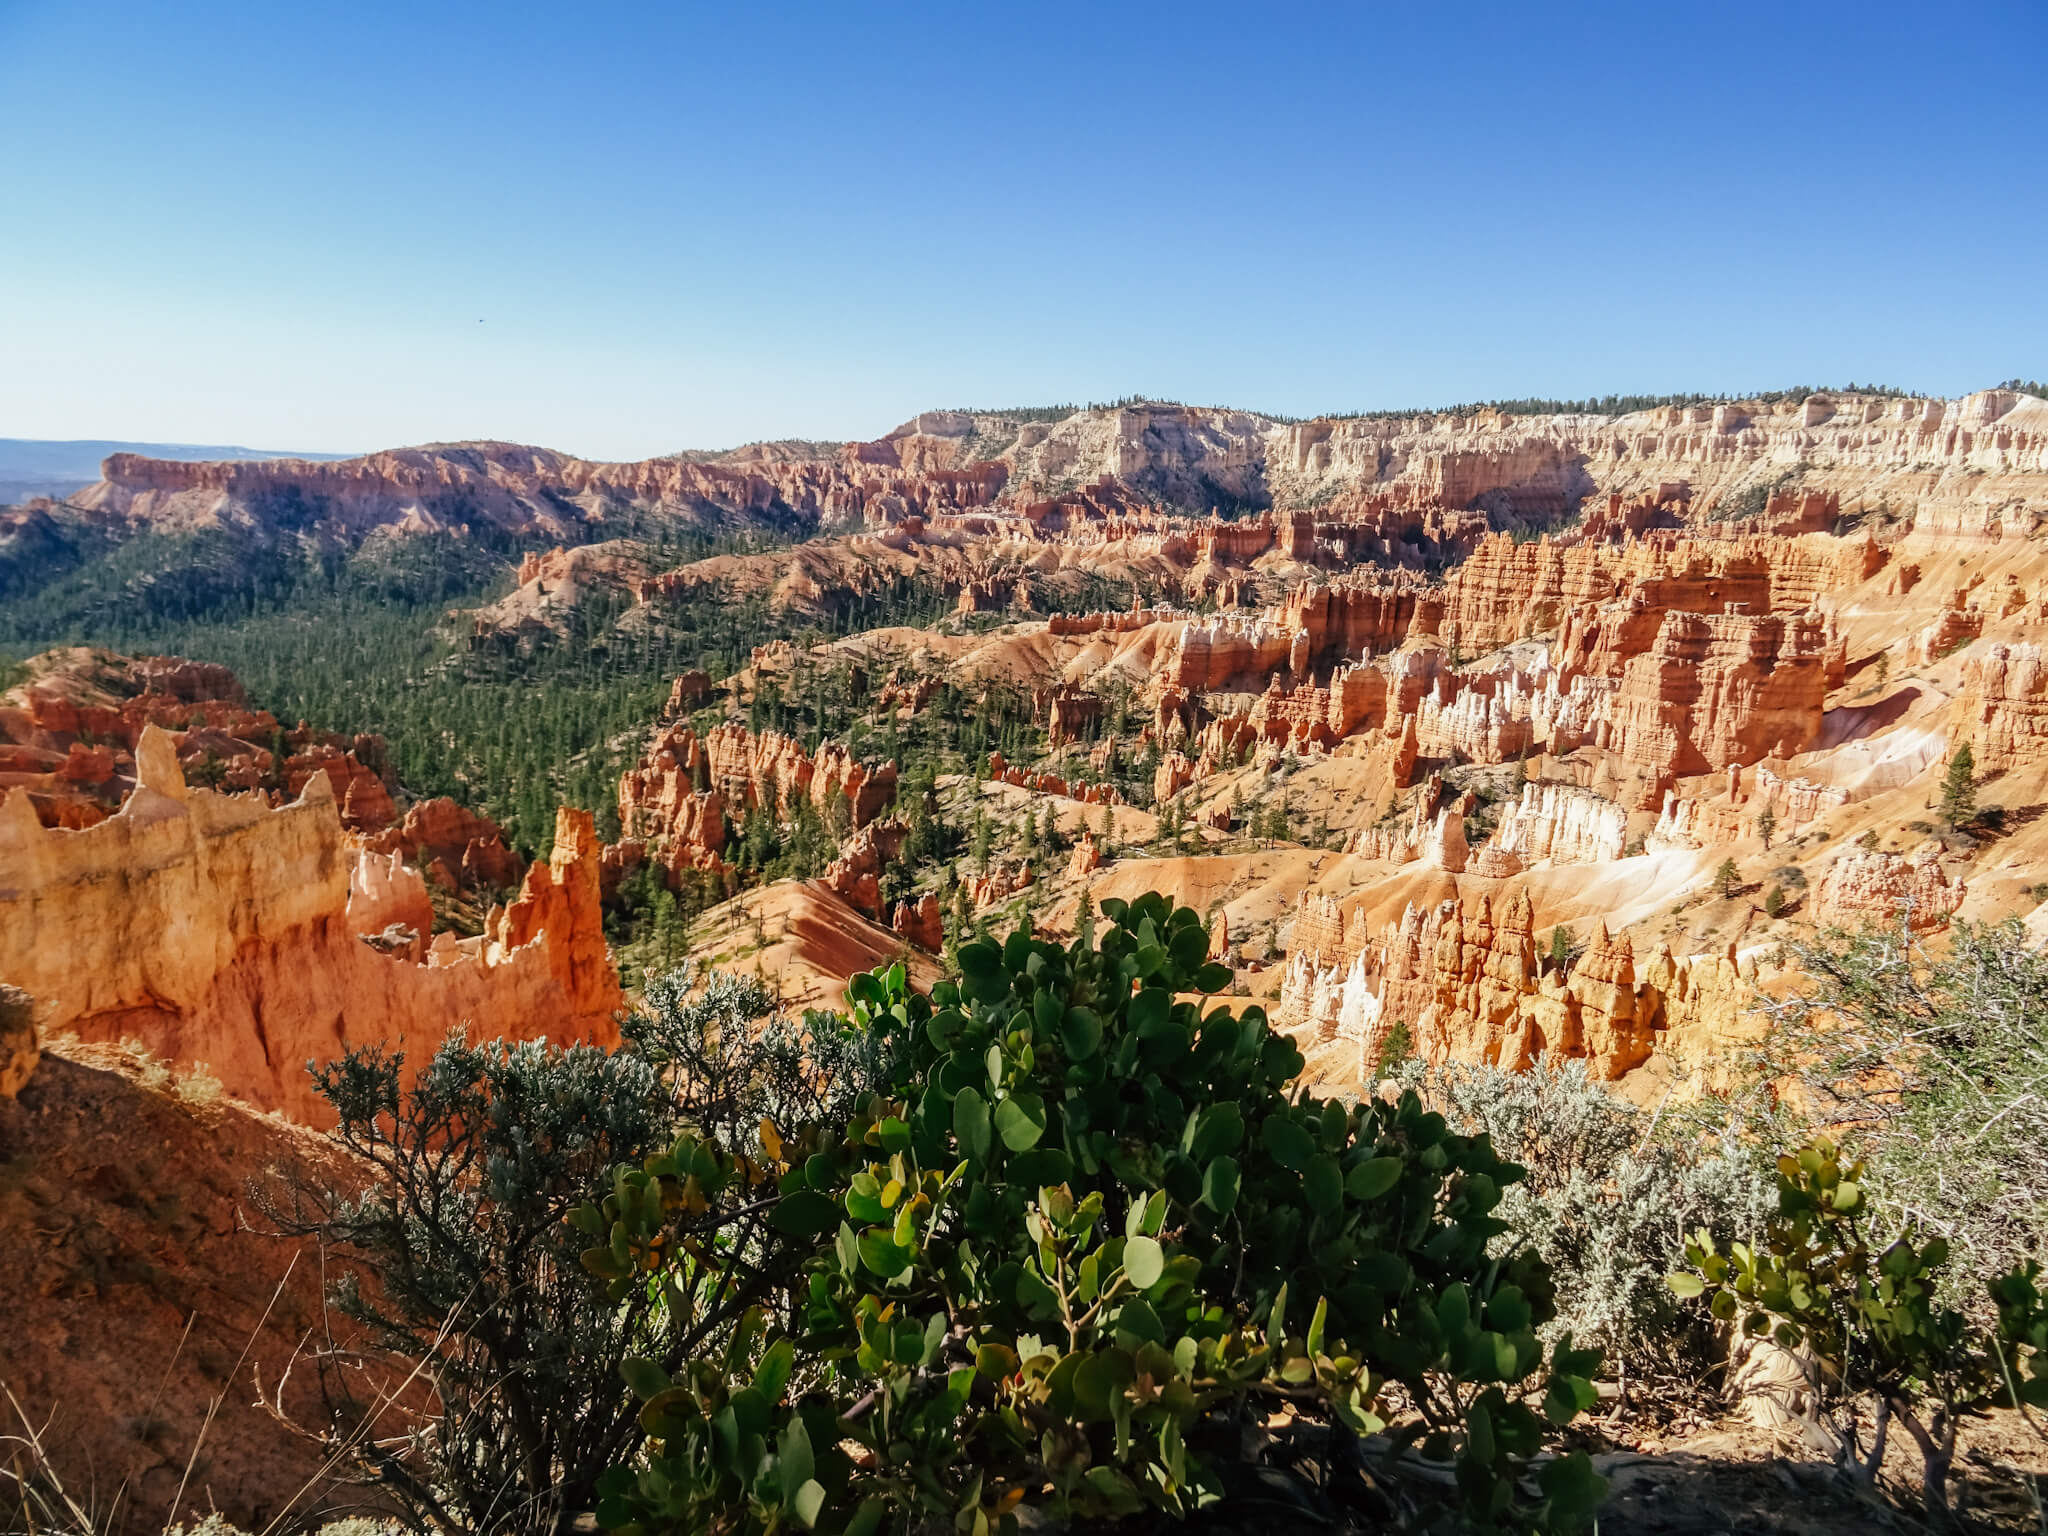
(1548, 926, 1570, 971)
(1263, 797, 1290, 847)
(650, 884, 681, 966)
(1372, 1018, 1415, 1079)
(1714, 857, 1741, 899)
(1940, 742, 1978, 829)
(971, 805, 993, 874)
(1756, 803, 1776, 851)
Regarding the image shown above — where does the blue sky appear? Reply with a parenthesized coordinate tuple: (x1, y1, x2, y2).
(1, 1, 2042, 460)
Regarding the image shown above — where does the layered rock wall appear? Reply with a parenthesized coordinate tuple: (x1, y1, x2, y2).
(1280, 889, 1754, 1085)
(0, 728, 622, 1122)
(1953, 642, 2048, 772)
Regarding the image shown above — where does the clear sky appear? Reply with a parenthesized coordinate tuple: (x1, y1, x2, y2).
(1, 1, 2042, 461)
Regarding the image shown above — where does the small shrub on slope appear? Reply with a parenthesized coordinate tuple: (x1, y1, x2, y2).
(1418, 1058, 1772, 1387)
(1671, 1138, 2048, 1523)
(1760, 917, 2048, 1312)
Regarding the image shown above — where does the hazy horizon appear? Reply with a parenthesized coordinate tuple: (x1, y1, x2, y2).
(3, 1, 2043, 462)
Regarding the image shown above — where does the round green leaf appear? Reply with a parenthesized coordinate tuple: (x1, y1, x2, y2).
(953, 1085, 992, 1163)
(1262, 1114, 1315, 1172)
(1346, 1156, 1404, 1201)
(1202, 1155, 1241, 1214)
(1192, 1101, 1245, 1161)
(1169, 924, 1208, 969)
(1123, 1234, 1165, 1289)
(771, 1189, 842, 1237)
(858, 1229, 912, 1279)
(1304, 1157, 1343, 1216)
(995, 1093, 1047, 1151)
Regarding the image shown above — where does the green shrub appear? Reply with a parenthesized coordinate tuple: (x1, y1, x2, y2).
(583, 896, 1606, 1534)
(297, 1034, 678, 1532)
(286, 966, 901, 1535)
(1671, 1138, 2048, 1521)
(1759, 918, 2048, 1308)
(1418, 1059, 1771, 1385)
(623, 962, 903, 1151)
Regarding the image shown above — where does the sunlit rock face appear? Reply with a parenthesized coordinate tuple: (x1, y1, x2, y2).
(0, 727, 621, 1123)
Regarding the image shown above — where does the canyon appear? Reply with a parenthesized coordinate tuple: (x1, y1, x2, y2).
(9, 388, 2048, 1120)
(9, 384, 2048, 1531)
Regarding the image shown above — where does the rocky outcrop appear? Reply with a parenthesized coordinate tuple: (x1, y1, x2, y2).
(1435, 528, 1883, 659)
(1, 647, 398, 832)
(1813, 845, 1965, 931)
(619, 721, 900, 886)
(1953, 642, 2048, 772)
(0, 983, 35, 1097)
(0, 727, 622, 1122)
(1600, 608, 1834, 805)
(701, 723, 897, 826)
(1473, 783, 1626, 876)
(970, 861, 1033, 910)
(821, 820, 905, 919)
(617, 721, 729, 878)
(892, 892, 943, 951)
(983, 753, 1124, 806)
(1912, 587, 1984, 665)
(1280, 888, 1753, 1085)
(73, 436, 1008, 541)
(491, 808, 626, 1023)
(346, 848, 434, 954)
(1154, 751, 1195, 803)
(363, 794, 522, 891)
(1065, 831, 1104, 881)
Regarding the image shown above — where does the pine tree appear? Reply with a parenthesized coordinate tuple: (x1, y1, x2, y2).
(1372, 1019, 1415, 1079)
(1940, 743, 1977, 829)
(971, 805, 992, 874)
(1714, 856, 1741, 899)
(1548, 926, 1570, 970)
(1756, 803, 1776, 851)
(1264, 798, 1290, 847)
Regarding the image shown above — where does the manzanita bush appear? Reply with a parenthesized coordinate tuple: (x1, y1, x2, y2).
(1671, 1137, 2048, 1522)
(577, 894, 1606, 1533)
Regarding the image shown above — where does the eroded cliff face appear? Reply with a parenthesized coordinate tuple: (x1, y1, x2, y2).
(73, 439, 1007, 539)
(55, 392, 2048, 574)
(1599, 609, 1835, 807)
(897, 390, 2048, 525)
(362, 794, 523, 891)
(1277, 889, 1757, 1088)
(0, 727, 622, 1122)
(616, 720, 901, 887)
(1812, 845, 1966, 931)
(0, 647, 398, 832)
(1952, 641, 2048, 773)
